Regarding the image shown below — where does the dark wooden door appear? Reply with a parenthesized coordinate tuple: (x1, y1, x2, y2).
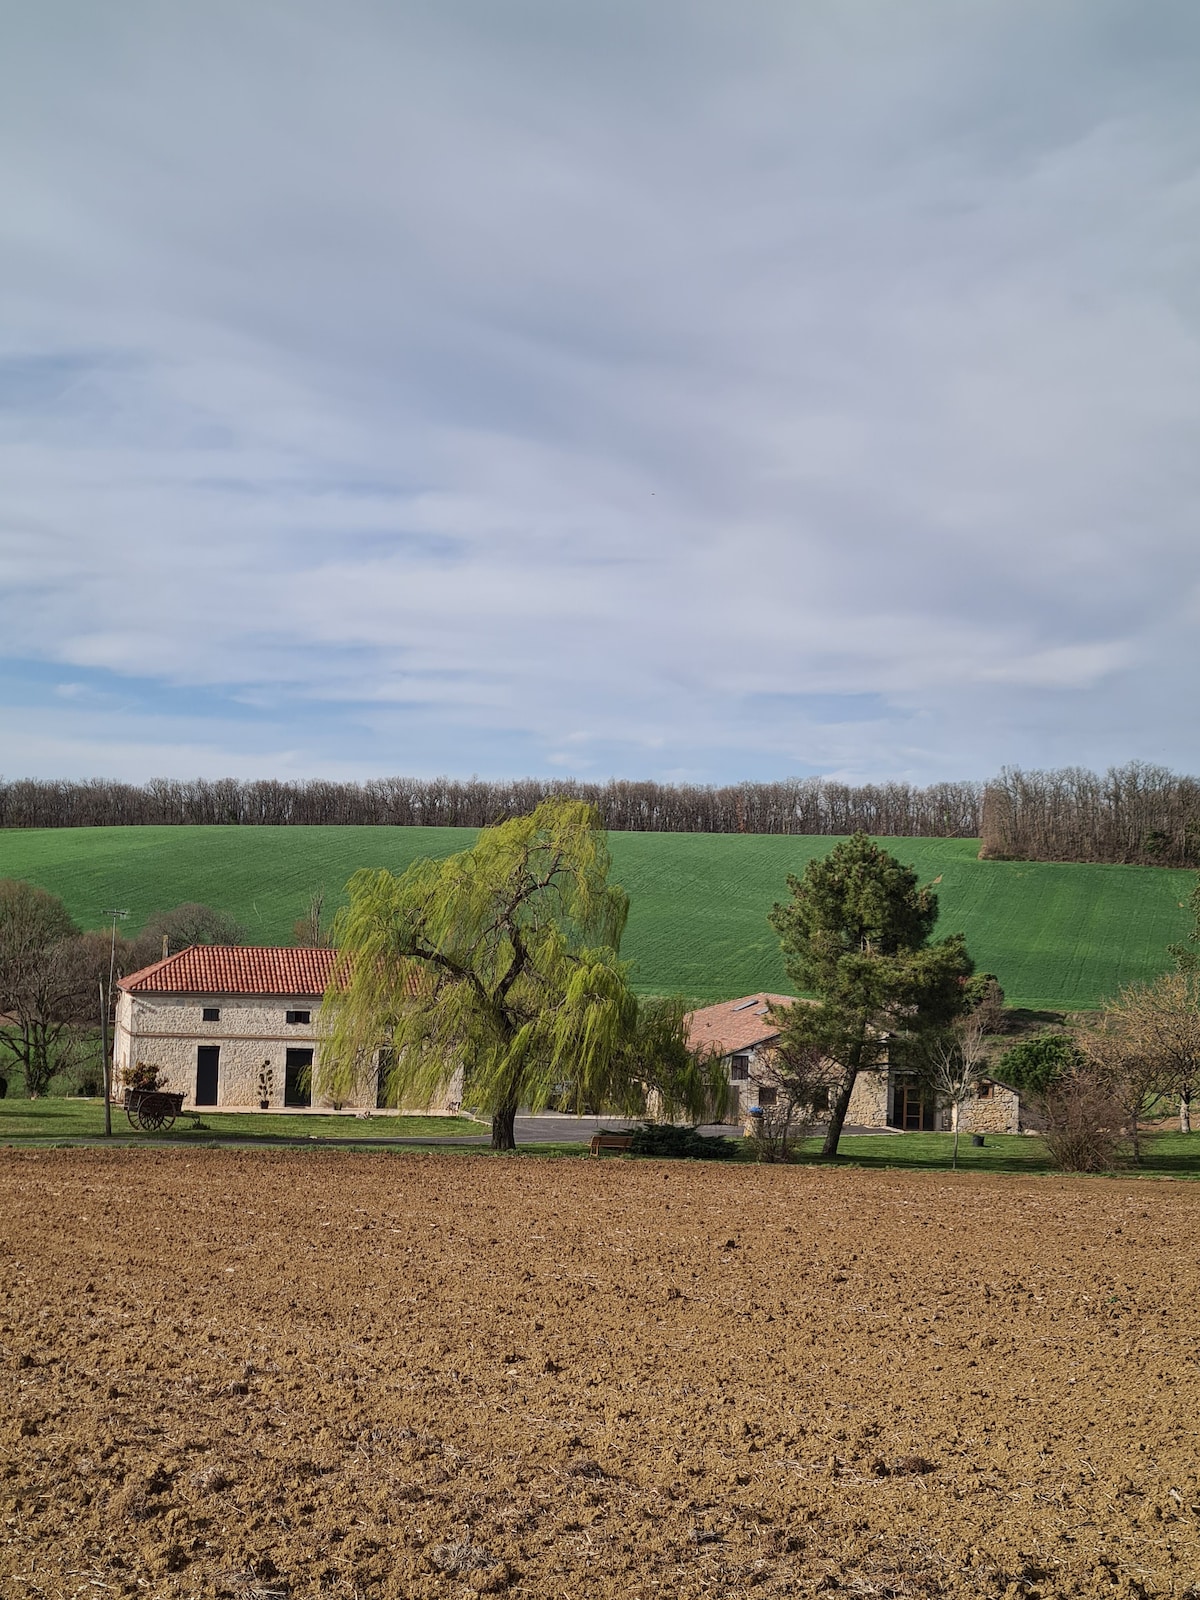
(893, 1074, 935, 1131)
(196, 1046, 220, 1106)
(285, 1048, 313, 1108)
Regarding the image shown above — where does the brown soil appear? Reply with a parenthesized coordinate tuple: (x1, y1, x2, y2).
(3, 1151, 1198, 1598)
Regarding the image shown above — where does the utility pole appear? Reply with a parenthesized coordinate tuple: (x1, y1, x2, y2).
(101, 909, 128, 1138)
(100, 981, 111, 1137)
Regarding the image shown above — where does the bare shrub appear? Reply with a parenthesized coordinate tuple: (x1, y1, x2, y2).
(965, 973, 1007, 1034)
(749, 1028, 830, 1162)
(748, 1101, 811, 1163)
(1035, 1065, 1128, 1172)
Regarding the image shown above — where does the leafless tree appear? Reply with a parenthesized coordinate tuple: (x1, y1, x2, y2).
(292, 889, 332, 948)
(921, 1014, 990, 1168)
(1076, 1010, 1172, 1165)
(980, 762, 1200, 866)
(1092, 972, 1200, 1136)
(0, 883, 106, 1096)
(137, 902, 246, 957)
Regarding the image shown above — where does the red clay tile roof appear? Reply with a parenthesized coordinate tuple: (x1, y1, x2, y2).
(685, 994, 798, 1057)
(120, 945, 337, 998)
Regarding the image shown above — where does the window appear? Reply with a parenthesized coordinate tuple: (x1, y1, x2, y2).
(202, 1007, 220, 1023)
(286, 1010, 311, 1025)
(977, 1080, 993, 1098)
(730, 1056, 750, 1081)
(757, 1086, 778, 1107)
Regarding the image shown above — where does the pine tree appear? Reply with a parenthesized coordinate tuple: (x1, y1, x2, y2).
(769, 833, 973, 1157)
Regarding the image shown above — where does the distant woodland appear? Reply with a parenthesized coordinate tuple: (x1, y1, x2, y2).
(2, 763, 1198, 867)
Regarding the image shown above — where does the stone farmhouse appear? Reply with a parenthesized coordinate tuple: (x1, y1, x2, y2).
(686, 993, 1022, 1133)
(114, 946, 463, 1114)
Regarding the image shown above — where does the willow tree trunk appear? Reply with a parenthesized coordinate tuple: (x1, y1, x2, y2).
(491, 1101, 518, 1151)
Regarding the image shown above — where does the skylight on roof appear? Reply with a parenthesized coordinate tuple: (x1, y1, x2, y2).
(731, 998, 761, 1011)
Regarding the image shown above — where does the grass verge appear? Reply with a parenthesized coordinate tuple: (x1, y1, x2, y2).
(0, 1098, 483, 1143)
(3, 1099, 1197, 1177)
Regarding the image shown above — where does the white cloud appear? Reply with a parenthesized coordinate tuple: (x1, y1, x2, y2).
(1, 1, 1199, 782)
(0, 706, 368, 784)
(977, 642, 1135, 690)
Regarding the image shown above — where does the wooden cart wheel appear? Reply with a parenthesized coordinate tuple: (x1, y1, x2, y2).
(125, 1102, 141, 1130)
(137, 1102, 170, 1132)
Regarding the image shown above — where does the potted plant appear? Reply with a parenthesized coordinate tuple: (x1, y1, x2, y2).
(257, 1061, 273, 1111)
(126, 1061, 167, 1092)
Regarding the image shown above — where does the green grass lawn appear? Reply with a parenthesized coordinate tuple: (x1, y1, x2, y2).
(0, 1098, 483, 1143)
(1, 825, 1194, 1009)
(3, 1098, 1196, 1178)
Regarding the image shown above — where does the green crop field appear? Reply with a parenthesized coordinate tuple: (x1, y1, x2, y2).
(1, 826, 1194, 1010)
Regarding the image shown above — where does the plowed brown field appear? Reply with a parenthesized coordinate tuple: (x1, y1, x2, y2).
(3, 1151, 1198, 1599)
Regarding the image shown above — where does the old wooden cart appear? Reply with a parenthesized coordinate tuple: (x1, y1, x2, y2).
(122, 1087, 186, 1132)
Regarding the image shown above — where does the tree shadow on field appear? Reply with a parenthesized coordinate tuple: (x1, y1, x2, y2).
(787, 1134, 1052, 1175)
(1003, 1007, 1069, 1033)
(1128, 1134, 1200, 1179)
(785, 1132, 1200, 1180)
(0, 1101, 80, 1124)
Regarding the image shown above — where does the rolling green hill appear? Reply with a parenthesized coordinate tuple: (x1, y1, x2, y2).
(1, 826, 1193, 1010)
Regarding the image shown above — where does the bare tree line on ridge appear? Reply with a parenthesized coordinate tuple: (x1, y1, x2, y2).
(1, 763, 1197, 865)
(0, 774, 983, 836)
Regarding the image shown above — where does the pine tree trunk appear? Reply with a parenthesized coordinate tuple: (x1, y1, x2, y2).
(491, 1102, 517, 1151)
(820, 1071, 857, 1158)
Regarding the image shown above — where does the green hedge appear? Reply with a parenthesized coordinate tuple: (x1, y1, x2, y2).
(627, 1122, 739, 1160)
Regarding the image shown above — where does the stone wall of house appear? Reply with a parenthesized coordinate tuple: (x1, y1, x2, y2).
(847, 1071, 889, 1127)
(113, 992, 462, 1113)
(957, 1082, 1021, 1134)
(733, 1055, 893, 1130)
(713, 1050, 1030, 1139)
(723, 1049, 1023, 1137)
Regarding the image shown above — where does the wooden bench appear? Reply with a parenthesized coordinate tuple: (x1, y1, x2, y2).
(589, 1131, 634, 1156)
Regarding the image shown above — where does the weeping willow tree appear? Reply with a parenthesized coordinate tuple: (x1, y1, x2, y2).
(320, 798, 724, 1148)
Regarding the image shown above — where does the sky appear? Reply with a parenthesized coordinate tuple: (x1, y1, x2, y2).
(2, 0, 1199, 787)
